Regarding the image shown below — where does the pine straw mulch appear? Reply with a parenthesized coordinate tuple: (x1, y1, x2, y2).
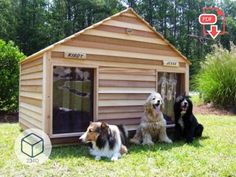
(0, 112, 18, 123)
(193, 103, 236, 116)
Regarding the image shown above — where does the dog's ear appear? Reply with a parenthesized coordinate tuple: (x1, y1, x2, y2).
(175, 96, 183, 103)
(186, 95, 191, 99)
(146, 92, 153, 102)
(144, 101, 151, 112)
(183, 92, 191, 99)
(160, 97, 165, 111)
(101, 122, 109, 130)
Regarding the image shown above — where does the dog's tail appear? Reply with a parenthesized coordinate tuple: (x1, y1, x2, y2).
(117, 124, 128, 146)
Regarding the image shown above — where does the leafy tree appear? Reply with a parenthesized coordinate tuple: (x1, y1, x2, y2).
(15, 0, 50, 55)
(0, 0, 17, 41)
(220, 0, 236, 50)
(47, 0, 123, 45)
(0, 39, 25, 112)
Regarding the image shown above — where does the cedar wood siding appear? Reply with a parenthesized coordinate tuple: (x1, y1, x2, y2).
(50, 10, 188, 128)
(19, 56, 43, 130)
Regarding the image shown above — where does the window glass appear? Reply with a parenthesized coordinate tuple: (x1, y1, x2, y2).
(53, 66, 93, 134)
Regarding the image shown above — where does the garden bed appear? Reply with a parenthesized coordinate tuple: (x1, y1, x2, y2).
(0, 112, 18, 123)
(193, 104, 236, 115)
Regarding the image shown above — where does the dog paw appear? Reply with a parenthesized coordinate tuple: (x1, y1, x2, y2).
(130, 138, 140, 144)
(186, 140, 193, 144)
(111, 156, 118, 161)
(95, 156, 101, 160)
(120, 145, 128, 154)
(142, 140, 154, 145)
(186, 138, 194, 143)
(166, 139, 173, 143)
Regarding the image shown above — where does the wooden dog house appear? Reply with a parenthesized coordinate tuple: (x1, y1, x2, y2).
(19, 8, 190, 141)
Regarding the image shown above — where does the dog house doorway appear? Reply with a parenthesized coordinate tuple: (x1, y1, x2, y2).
(52, 66, 94, 134)
(158, 72, 185, 121)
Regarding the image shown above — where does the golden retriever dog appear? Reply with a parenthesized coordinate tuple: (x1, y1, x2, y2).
(130, 92, 172, 145)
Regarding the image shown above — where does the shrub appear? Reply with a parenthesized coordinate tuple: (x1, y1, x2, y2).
(194, 43, 236, 107)
(0, 39, 25, 112)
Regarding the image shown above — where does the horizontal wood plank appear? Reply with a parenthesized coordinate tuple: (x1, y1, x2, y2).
(113, 15, 145, 25)
(20, 72, 43, 80)
(19, 117, 33, 129)
(180, 63, 186, 67)
(19, 111, 42, 126)
(20, 92, 43, 100)
(98, 100, 146, 106)
(54, 45, 183, 62)
(19, 107, 42, 122)
(21, 57, 43, 70)
(99, 105, 144, 113)
(99, 93, 149, 100)
(20, 102, 42, 114)
(52, 52, 164, 66)
(98, 112, 143, 119)
(95, 24, 158, 38)
(21, 64, 43, 75)
(64, 40, 177, 57)
(83, 29, 167, 45)
(19, 115, 42, 129)
(20, 96, 42, 107)
(103, 20, 153, 32)
(99, 87, 155, 93)
(20, 79, 42, 86)
(99, 67, 156, 75)
(99, 73, 156, 81)
(99, 80, 156, 88)
(75, 34, 171, 50)
(90, 54, 159, 65)
(51, 57, 186, 72)
(20, 85, 42, 93)
(98, 118, 141, 125)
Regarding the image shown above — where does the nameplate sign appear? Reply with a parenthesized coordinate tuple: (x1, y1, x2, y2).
(163, 60, 179, 67)
(64, 52, 86, 59)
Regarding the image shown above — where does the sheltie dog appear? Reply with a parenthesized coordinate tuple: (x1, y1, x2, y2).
(79, 122, 128, 161)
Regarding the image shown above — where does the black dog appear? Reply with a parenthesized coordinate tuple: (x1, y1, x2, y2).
(174, 95, 204, 143)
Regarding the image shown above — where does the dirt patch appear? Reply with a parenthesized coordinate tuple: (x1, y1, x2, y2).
(0, 112, 18, 123)
(193, 103, 236, 115)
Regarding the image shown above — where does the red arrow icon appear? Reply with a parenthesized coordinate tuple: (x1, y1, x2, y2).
(207, 25, 221, 39)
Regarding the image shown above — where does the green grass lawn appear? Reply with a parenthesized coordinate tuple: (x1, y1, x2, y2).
(0, 115, 236, 177)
